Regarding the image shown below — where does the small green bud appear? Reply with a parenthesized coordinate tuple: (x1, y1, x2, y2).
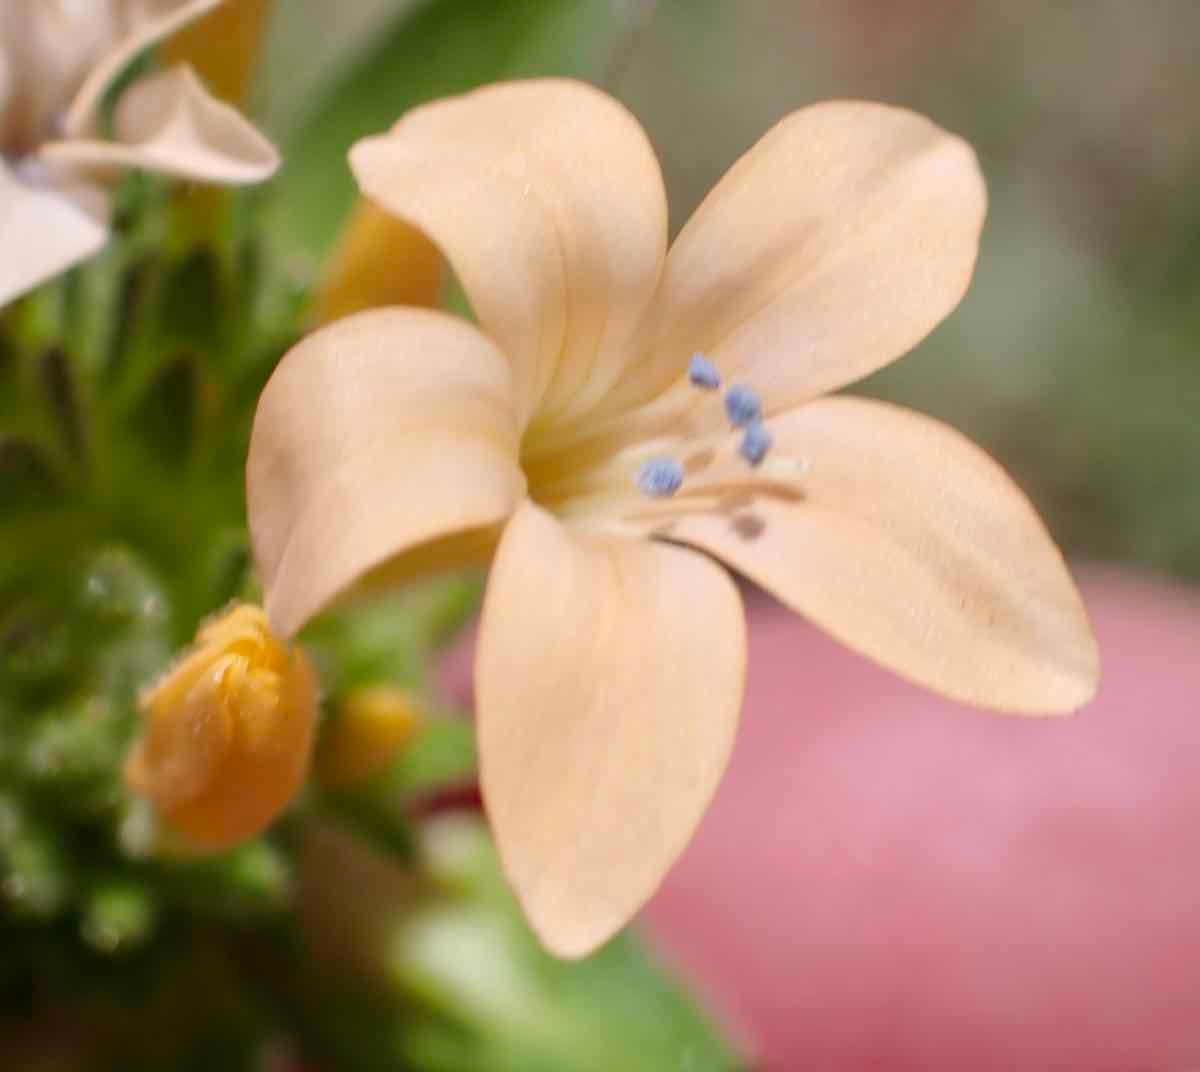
(223, 840, 292, 908)
(76, 547, 170, 632)
(80, 877, 160, 954)
(2, 824, 74, 919)
(116, 797, 159, 860)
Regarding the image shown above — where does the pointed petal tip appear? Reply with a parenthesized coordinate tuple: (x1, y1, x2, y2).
(628, 99, 989, 415)
(523, 900, 622, 961)
(1009, 619, 1102, 717)
(637, 397, 1097, 720)
(46, 66, 279, 187)
(348, 78, 668, 425)
(477, 503, 745, 960)
(0, 163, 110, 306)
(63, 0, 226, 137)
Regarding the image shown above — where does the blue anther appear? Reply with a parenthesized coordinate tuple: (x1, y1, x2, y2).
(739, 420, 773, 467)
(724, 384, 762, 428)
(635, 457, 684, 498)
(687, 353, 721, 391)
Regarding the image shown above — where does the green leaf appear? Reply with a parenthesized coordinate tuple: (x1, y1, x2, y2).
(270, 0, 623, 256)
(128, 352, 202, 466)
(38, 347, 87, 463)
(389, 817, 745, 1072)
(166, 841, 293, 922)
(0, 433, 64, 502)
(388, 718, 477, 797)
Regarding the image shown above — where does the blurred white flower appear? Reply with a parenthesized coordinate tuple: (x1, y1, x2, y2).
(0, 0, 278, 307)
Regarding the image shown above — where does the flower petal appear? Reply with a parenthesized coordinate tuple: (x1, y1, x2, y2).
(611, 101, 986, 419)
(0, 2, 120, 151)
(477, 501, 745, 957)
(640, 397, 1098, 714)
(0, 161, 108, 307)
(43, 66, 279, 185)
(247, 308, 526, 639)
(348, 78, 667, 428)
(61, 0, 223, 138)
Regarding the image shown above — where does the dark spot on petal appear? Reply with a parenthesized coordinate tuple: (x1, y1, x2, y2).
(732, 513, 766, 541)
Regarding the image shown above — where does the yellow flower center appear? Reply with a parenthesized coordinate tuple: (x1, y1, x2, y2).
(521, 358, 800, 524)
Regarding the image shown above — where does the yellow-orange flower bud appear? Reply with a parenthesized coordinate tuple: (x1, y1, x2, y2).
(317, 686, 423, 789)
(163, 0, 272, 106)
(309, 200, 445, 325)
(125, 604, 317, 851)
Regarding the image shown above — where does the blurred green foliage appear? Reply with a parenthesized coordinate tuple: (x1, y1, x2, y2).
(268, 0, 631, 255)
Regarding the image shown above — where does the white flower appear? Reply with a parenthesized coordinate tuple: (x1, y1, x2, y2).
(0, 0, 278, 307)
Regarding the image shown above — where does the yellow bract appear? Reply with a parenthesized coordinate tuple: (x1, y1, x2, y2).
(125, 604, 317, 851)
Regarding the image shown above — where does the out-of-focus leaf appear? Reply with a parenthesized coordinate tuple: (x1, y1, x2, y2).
(0, 818, 74, 920)
(129, 353, 202, 467)
(322, 791, 417, 862)
(0, 434, 63, 502)
(388, 718, 477, 798)
(0, 598, 74, 692)
(389, 816, 744, 1072)
(39, 348, 86, 463)
(270, 0, 625, 256)
(302, 599, 428, 694)
(292, 813, 741, 1071)
(106, 248, 228, 413)
(167, 841, 293, 921)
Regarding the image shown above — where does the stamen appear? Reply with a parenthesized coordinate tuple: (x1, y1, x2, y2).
(688, 353, 721, 391)
(635, 457, 684, 498)
(759, 456, 810, 480)
(739, 420, 773, 467)
(724, 384, 762, 428)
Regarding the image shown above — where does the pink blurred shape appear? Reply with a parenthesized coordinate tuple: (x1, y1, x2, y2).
(440, 568, 1200, 1070)
(646, 568, 1200, 1070)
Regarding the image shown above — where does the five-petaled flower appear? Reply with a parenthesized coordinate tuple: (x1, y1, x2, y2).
(246, 79, 1100, 957)
(0, 0, 278, 307)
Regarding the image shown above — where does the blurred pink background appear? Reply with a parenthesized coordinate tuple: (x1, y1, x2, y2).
(444, 568, 1200, 1070)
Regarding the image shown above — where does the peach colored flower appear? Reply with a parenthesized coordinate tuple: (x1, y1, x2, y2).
(0, 0, 278, 307)
(246, 79, 1099, 957)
